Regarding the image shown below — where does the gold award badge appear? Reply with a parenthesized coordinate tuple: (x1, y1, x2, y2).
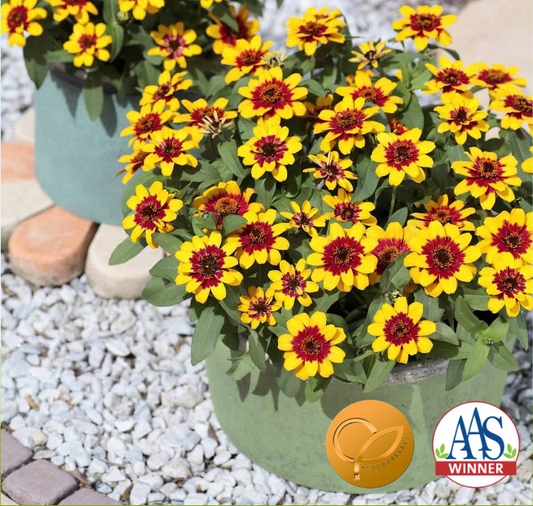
(326, 400, 414, 488)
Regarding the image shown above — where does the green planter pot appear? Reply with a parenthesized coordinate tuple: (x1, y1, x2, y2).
(34, 66, 137, 226)
(206, 344, 508, 493)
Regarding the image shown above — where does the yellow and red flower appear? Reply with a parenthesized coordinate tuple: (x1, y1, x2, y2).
(1, 0, 47, 47)
(175, 231, 243, 303)
(206, 4, 259, 55)
(118, 142, 151, 184)
(142, 127, 199, 176)
(367, 223, 415, 284)
(200, 0, 223, 9)
(278, 312, 346, 380)
(140, 71, 192, 111)
(46, 0, 97, 24)
(225, 209, 290, 269)
(280, 201, 326, 237)
(63, 22, 112, 67)
(122, 181, 183, 248)
(371, 128, 435, 186)
(349, 40, 391, 70)
(472, 63, 527, 97)
(323, 189, 377, 226)
(479, 253, 533, 317)
(452, 148, 521, 210)
(369, 298, 435, 363)
(392, 4, 456, 51)
(268, 259, 319, 310)
(476, 208, 532, 265)
(388, 116, 410, 135)
(304, 95, 333, 125)
(148, 23, 202, 71)
(237, 116, 302, 182)
(489, 85, 533, 133)
(424, 56, 479, 95)
(238, 286, 280, 329)
(306, 151, 357, 192)
(405, 222, 481, 297)
(222, 36, 272, 84)
(435, 93, 489, 145)
(238, 67, 308, 120)
(523, 147, 533, 174)
(314, 96, 385, 154)
(336, 72, 403, 114)
(408, 194, 476, 232)
(192, 181, 263, 227)
(285, 6, 345, 56)
(307, 222, 378, 292)
(118, 0, 163, 20)
(174, 97, 237, 136)
(120, 101, 173, 145)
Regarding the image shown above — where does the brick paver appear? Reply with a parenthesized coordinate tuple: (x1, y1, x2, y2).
(1, 430, 32, 478)
(2, 460, 78, 505)
(58, 488, 121, 505)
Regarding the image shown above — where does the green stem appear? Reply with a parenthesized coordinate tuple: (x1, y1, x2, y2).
(388, 186, 397, 221)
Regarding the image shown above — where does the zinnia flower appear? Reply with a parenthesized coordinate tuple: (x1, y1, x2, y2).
(46, 0, 97, 24)
(479, 253, 533, 317)
(367, 223, 415, 284)
(238, 286, 280, 329)
(225, 209, 290, 269)
(452, 148, 521, 210)
(336, 72, 403, 114)
(238, 67, 308, 120)
(306, 151, 357, 192)
(142, 127, 199, 176)
(63, 22, 112, 68)
(268, 259, 319, 309)
(174, 97, 237, 136)
(120, 102, 173, 145)
(237, 116, 302, 182)
(323, 189, 377, 226)
(435, 93, 489, 145)
(192, 181, 264, 227)
(523, 147, 533, 174)
(489, 85, 533, 133)
(1, 0, 47, 47)
(278, 312, 346, 380)
(476, 208, 532, 265)
(140, 71, 192, 111)
(118, 142, 151, 184)
(148, 23, 202, 71)
(280, 201, 326, 237)
(175, 231, 243, 303)
(285, 6, 345, 56)
(388, 116, 410, 135)
(392, 4, 456, 51)
(369, 298, 435, 363)
(314, 96, 385, 154)
(206, 4, 259, 55)
(408, 194, 476, 231)
(307, 222, 378, 292)
(424, 56, 479, 95)
(200, 0, 223, 9)
(349, 40, 391, 69)
(472, 63, 527, 97)
(371, 128, 435, 185)
(222, 36, 272, 84)
(118, 0, 163, 20)
(122, 181, 183, 248)
(405, 222, 481, 297)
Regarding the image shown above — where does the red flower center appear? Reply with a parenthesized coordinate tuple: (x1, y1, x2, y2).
(214, 196, 240, 217)
(190, 245, 226, 288)
(130, 151, 149, 172)
(237, 48, 263, 67)
(281, 271, 306, 297)
(423, 236, 465, 279)
(334, 202, 360, 223)
(255, 136, 286, 161)
(451, 106, 473, 125)
(153, 83, 173, 101)
(437, 68, 469, 91)
(493, 221, 531, 259)
(260, 83, 284, 104)
(428, 206, 462, 226)
(477, 159, 502, 180)
(479, 68, 511, 87)
(155, 138, 183, 161)
(323, 236, 364, 275)
(163, 35, 187, 58)
(218, 17, 250, 46)
(494, 268, 526, 298)
(384, 313, 419, 345)
(506, 95, 533, 115)
(135, 113, 162, 136)
(388, 117, 408, 135)
(353, 86, 388, 107)
(300, 20, 327, 38)
(78, 33, 97, 50)
(386, 140, 419, 169)
(292, 212, 312, 228)
(134, 195, 167, 229)
(7, 6, 28, 30)
(321, 162, 342, 179)
(240, 221, 275, 252)
(411, 13, 440, 32)
(249, 297, 273, 319)
(373, 238, 409, 275)
(335, 109, 365, 130)
(64, 0, 89, 5)
(292, 325, 331, 362)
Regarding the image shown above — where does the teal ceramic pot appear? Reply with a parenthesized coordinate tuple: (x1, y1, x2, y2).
(206, 344, 508, 493)
(34, 66, 137, 225)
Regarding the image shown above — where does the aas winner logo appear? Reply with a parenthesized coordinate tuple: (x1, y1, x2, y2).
(326, 400, 414, 488)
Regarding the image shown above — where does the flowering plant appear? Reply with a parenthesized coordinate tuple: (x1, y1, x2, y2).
(1, 0, 264, 119)
(113, 4, 533, 401)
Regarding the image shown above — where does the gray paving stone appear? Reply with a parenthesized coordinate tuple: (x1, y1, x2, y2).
(1, 430, 32, 478)
(58, 488, 121, 505)
(2, 461, 78, 505)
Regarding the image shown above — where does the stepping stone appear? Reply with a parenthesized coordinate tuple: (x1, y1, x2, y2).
(1, 430, 32, 478)
(85, 224, 165, 299)
(2, 460, 78, 506)
(58, 488, 120, 505)
(8, 207, 97, 286)
(1, 493, 18, 505)
(1, 143, 53, 250)
(11, 108, 35, 146)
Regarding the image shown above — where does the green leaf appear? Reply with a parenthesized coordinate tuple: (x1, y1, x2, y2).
(326, 314, 349, 336)
(440, 453, 449, 458)
(218, 140, 245, 178)
(379, 253, 410, 292)
(218, 285, 245, 324)
(503, 453, 512, 459)
(109, 237, 145, 265)
(192, 212, 217, 235)
(103, 0, 119, 24)
(237, 117, 256, 141)
(507, 443, 512, 453)
(508, 313, 529, 350)
(248, 330, 267, 371)
(207, 75, 228, 98)
(364, 359, 395, 392)
(435, 448, 441, 458)
(446, 145, 468, 163)
(149, 255, 178, 282)
(276, 367, 302, 398)
(191, 304, 225, 365)
(512, 448, 517, 458)
(24, 33, 50, 89)
(386, 207, 408, 226)
(446, 359, 466, 391)
(304, 376, 330, 403)
(221, 214, 247, 235)
(433, 322, 459, 345)
(488, 342, 519, 371)
(227, 353, 255, 381)
(462, 339, 490, 382)
(397, 92, 424, 129)
(45, 49, 74, 63)
(353, 158, 380, 201)
(211, 2, 240, 32)
(108, 23, 124, 62)
(508, 128, 532, 163)
(151, 233, 183, 254)
(142, 279, 188, 307)
(440, 443, 445, 453)
(300, 78, 325, 96)
(477, 316, 509, 343)
(254, 177, 276, 208)
(462, 287, 491, 311)
(414, 289, 444, 321)
(84, 74, 104, 122)
(333, 359, 366, 383)
(355, 296, 386, 347)
(454, 296, 488, 334)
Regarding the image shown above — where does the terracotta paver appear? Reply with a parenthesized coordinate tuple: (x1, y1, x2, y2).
(8, 206, 97, 286)
(1, 143, 35, 182)
(1, 430, 32, 478)
(58, 488, 121, 505)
